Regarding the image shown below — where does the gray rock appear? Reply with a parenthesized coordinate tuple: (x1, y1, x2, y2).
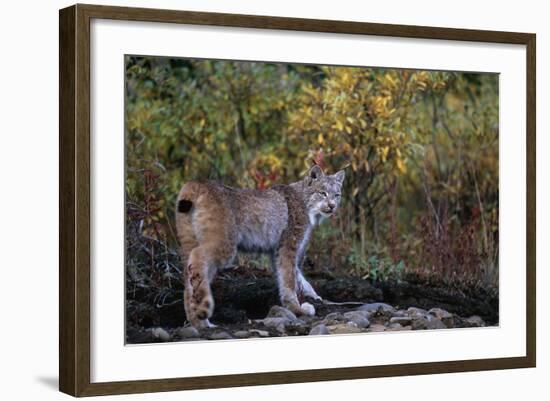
(426, 315, 447, 330)
(367, 324, 386, 332)
(388, 323, 412, 331)
(267, 305, 298, 321)
(327, 323, 363, 334)
(233, 330, 251, 339)
(177, 326, 200, 339)
(343, 311, 370, 328)
(249, 329, 270, 337)
(357, 303, 396, 317)
(392, 309, 409, 318)
(323, 312, 347, 325)
(208, 331, 233, 340)
(465, 315, 485, 327)
(407, 307, 428, 318)
(151, 327, 171, 342)
(428, 308, 454, 328)
(411, 317, 429, 330)
(412, 315, 446, 330)
(390, 316, 412, 326)
(260, 317, 292, 333)
(309, 324, 330, 335)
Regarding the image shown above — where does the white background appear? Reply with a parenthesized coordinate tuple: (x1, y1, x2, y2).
(91, 19, 526, 382)
(0, 0, 546, 400)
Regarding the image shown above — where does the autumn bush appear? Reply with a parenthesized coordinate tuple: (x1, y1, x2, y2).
(125, 56, 499, 294)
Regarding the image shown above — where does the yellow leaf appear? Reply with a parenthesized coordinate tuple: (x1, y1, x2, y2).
(396, 158, 406, 173)
(317, 133, 324, 145)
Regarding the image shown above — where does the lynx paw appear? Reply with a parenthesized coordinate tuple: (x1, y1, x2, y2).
(300, 302, 316, 316)
(197, 319, 217, 329)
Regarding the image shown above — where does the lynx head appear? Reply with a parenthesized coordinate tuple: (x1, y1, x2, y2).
(302, 165, 345, 226)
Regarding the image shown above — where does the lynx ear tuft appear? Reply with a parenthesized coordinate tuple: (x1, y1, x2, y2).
(332, 170, 345, 186)
(306, 165, 324, 185)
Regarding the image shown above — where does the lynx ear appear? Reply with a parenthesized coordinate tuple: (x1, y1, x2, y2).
(306, 165, 324, 185)
(332, 170, 345, 186)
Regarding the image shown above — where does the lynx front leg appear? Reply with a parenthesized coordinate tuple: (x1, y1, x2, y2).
(297, 270, 322, 301)
(275, 248, 316, 317)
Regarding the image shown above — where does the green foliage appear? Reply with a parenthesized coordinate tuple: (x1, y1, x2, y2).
(347, 248, 406, 282)
(125, 56, 499, 291)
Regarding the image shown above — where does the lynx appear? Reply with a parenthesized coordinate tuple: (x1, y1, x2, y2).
(175, 165, 345, 328)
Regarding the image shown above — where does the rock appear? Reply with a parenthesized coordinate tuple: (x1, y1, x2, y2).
(309, 324, 330, 335)
(357, 303, 396, 317)
(233, 330, 251, 339)
(300, 302, 316, 316)
(367, 324, 386, 332)
(429, 308, 454, 328)
(249, 329, 270, 337)
(322, 312, 347, 325)
(412, 315, 446, 330)
(261, 317, 292, 333)
(387, 323, 412, 331)
(126, 327, 155, 344)
(151, 327, 171, 342)
(327, 323, 363, 334)
(392, 309, 409, 318)
(343, 311, 370, 328)
(390, 316, 412, 326)
(465, 315, 485, 327)
(407, 307, 428, 318)
(267, 305, 298, 321)
(411, 317, 429, 330)
(177, 326, 200, 339)
(426, 315, 447, 330)
(208, 331, 233, 340)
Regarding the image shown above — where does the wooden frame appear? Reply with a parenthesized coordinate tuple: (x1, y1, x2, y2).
(59, 3, 536, 397)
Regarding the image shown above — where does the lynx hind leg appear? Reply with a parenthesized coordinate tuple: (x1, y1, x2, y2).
(176, 209, 204, 326)
(275, 249, 316, 317)
(184, 247, 217, 328)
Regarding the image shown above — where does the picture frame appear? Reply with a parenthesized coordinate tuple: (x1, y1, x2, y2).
(59, 3, 536, 397)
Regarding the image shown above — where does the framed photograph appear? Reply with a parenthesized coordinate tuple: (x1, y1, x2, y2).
(59, 4, 536, 397)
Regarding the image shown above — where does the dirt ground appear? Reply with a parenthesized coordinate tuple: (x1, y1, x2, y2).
(126, 266, 498, 344)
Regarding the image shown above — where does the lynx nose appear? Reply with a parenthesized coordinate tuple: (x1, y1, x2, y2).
(328, 202, 336, 211)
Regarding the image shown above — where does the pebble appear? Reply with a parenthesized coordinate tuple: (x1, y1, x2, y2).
(389, 316, 412, 326)
(309, 324, 330, 335)
(327, 323, 363, 334)
(233, 330, 251, 339)
(261, 317, 291, 329)
(357, 303, 396, 317)
(151, 327, 171, 342)
(322, 312, 347, 325)
(177, 326, 200, 338)
(208, 331, 233, 340)
(429, 308, 454, 328)
(249, 329, 270, 337)
(367, 324, 386, 332)
(267, 305, 298, 321)
(407, 307, 428, 318)
(343, 311, 370, 328)
(425, 315, 447, 330)
(465, 315, 485, 327)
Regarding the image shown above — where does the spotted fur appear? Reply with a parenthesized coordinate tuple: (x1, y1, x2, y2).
(175, 165, 345, 328)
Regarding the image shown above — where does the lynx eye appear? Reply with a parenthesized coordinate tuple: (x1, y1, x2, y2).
(335, 193, 341, 198)
(319, 191, 328, 197)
